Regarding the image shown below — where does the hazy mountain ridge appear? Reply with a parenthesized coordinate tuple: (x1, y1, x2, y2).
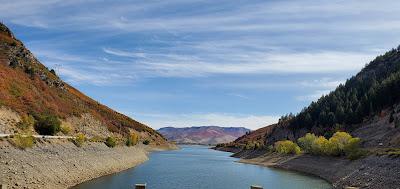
(158, 126, 250, 145)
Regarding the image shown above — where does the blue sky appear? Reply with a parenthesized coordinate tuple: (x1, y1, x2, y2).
(1, 0, 400, 130)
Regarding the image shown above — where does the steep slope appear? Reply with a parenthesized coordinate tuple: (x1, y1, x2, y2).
(0, 23, 166, 144)
(214, 47, 400, 189)
(224, 46, 400, 149)
(158, 126, 250, 145)
(222, 124, 276, 149)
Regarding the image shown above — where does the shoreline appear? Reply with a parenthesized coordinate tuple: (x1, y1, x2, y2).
(69, 143, 179, 189)
(214, 147, 400, 189)
(236, 154, 333, 186)
(0, 140, 177, 189)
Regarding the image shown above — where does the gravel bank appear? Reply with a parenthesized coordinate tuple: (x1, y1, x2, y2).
(235, 152, 400, 189)
(0, 140, 172, 189)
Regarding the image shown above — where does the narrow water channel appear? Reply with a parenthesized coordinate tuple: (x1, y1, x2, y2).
(72, 145, 332, 189)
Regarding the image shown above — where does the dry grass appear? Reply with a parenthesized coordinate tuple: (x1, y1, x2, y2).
(10, 134, 35, 149)
(72, 133, 86, 147)
(375, 148, 400, 158)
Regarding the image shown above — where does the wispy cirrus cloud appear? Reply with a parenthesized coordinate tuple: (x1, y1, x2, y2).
(31, 48, 139, 86)
(103, 47, 375, 77)
(2, 0, 400, 34)
(5, 0, 397, 84)
(228, 93, 250, 100)
(299, 78, 344, 89)
(296, 90, 332, 102)
(103, 48, 147, 59)
(295, 78, 345, 102)
(32, 45, 371, 93)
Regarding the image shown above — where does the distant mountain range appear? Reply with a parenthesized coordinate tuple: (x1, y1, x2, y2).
(157, 126, 250, 145)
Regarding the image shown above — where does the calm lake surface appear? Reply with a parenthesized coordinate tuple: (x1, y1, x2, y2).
(72, 145, 332, 189)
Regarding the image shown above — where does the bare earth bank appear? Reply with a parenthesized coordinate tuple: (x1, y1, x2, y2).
(0, 140, 177, 189)
(230, 150, 400, 189)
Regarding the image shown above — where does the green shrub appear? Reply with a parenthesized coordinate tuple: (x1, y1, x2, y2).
(244, 141, 255, 150)
(16, 115, 35, 131)
(274, 140, 301, 155)
(34, 115, 61, 135)
(60, 122, 72, 135)
(395, 118, 400, 128)
(143, 139, 150, 145)
(389, 111, 395, 123)
(11, 134, 35, 149)
(105, 136, 116, 148)
(298, 133, 317, 153)
(50, 69, 56, 76)
(24, 67, 36, 78)
(242, 141, 263, 150)
(126, 132, 139, 146)
(343, 137, 366, 159)
(267, 145, 274, 152)
(254, 142, 262, 149)
(89, 136, 105, 142)
(9, 84, 22, 97)
(380, 148, 400, 157)
(72, 133, 86, 147)
(347, 148, 368, 160)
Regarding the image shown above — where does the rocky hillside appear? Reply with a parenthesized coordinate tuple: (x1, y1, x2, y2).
(220, 46, 400, 150)
(158, 126, 250, 145)
(0, 23, 167, 145)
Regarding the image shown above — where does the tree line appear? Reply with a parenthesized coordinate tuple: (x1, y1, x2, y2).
(282, 46, 400, 137)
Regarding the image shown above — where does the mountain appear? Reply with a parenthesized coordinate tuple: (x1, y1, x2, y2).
(220, 46, 400, 149)
(214, 46, 400, 189)
(0, 23, 167, 145)
(158, 126, 250, 145)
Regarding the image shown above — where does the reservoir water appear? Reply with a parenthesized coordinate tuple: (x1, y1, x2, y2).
(72, 145, 332, 189)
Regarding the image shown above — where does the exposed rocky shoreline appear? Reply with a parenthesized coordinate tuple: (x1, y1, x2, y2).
(0, 140, 176, 189)
(214, 147, 400, 189)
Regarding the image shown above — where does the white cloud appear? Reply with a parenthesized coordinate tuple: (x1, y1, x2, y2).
(129, 112, 279, 130)
(3, 0, 397, 85)
(30, 48, 139, 86)
(228, 93, 250, 100)
(58, 66, 137, 86)
(103, 48, 147, 58)
(30, 46, 374, 88)
(296, 78, 345, 101)
(300, 78, 344, 89)
(1, 0, 399, 35)
(296, 90, 331, 102)
(105, 48, 375, 77)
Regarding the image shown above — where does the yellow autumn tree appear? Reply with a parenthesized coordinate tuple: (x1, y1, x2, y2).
(298, 133, 317, 153)
(310, 136, 331, 155)
(126, 132, 139, 146)
(274, 140, 301, 155)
